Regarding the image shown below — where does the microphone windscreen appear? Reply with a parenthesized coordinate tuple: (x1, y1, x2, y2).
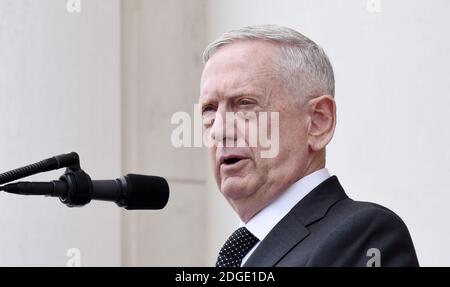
(123, 174, 169, 210)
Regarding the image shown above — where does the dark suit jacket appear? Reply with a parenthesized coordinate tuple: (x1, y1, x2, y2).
(243, 176, 419, 267)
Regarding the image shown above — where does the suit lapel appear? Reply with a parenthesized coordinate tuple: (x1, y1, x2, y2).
(243, 210, 309, 267)
(243, 176, 348, 267)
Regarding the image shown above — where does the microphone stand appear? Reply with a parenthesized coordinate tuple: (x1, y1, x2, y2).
(0, 152, 94, 207)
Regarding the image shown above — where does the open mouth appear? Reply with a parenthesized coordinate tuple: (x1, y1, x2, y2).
(223, 157, 242, 165)
(218, 153, 250, 170)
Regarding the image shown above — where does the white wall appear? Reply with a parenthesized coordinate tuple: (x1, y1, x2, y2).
(205, 0, 450, 266)
(0, 0, 121, 266)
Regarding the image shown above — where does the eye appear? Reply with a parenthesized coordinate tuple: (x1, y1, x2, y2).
(202, 104, 216, 114)
(238, 98, 256, 107)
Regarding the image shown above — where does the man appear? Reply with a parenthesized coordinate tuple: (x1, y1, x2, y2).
(199, 25, 418, 267)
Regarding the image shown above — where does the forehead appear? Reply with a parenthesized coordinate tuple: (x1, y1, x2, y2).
(200, 41, 280, 102)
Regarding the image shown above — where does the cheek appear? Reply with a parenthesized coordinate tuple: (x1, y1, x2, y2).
(275, 117, 309, 165)
(281, 113, 308, 143)
(249, 150, 271, 176)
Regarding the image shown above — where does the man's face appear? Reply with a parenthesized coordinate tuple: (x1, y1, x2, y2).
(200, 41, 311, 221)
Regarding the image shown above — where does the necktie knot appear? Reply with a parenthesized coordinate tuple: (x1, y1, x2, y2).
(216, 227, 259, 267)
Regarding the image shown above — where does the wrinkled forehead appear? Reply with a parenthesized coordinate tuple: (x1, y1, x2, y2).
(200, 41, 281, 102)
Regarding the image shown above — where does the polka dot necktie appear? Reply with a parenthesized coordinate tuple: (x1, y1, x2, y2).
(215, 227, 259, 267)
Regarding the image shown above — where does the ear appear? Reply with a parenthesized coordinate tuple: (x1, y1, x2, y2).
(307, 95, 336, 152)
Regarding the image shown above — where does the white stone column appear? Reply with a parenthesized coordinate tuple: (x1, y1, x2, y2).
(121, 0, 209, 266)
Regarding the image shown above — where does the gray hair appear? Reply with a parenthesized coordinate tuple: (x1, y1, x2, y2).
(202, 24, 335, 98)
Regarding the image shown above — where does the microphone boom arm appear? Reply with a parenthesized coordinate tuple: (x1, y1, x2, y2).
(0, 152, 93, 207)
(0, 152, 80, 185)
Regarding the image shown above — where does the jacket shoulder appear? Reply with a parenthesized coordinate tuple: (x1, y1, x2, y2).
(330, 198, 405, 221)
(306, 197, 419, 266)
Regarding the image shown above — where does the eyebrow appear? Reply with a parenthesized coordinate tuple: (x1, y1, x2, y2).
(200, 89, 266, 104)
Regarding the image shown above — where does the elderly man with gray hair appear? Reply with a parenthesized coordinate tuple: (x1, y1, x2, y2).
(200, 25, 418, 267)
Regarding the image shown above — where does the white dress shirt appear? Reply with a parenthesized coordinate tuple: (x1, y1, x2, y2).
(240, 168, 331, 266)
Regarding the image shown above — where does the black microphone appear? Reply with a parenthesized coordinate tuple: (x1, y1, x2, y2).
(0, 174, 169, 210)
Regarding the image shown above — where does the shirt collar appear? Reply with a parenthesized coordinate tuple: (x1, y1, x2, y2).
(240, 168, 331, 241)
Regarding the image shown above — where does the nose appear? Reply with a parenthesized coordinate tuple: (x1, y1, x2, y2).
(210, 107, 237, 147)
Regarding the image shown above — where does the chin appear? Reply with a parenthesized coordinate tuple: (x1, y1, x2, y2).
(220, 176, 258, 201)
